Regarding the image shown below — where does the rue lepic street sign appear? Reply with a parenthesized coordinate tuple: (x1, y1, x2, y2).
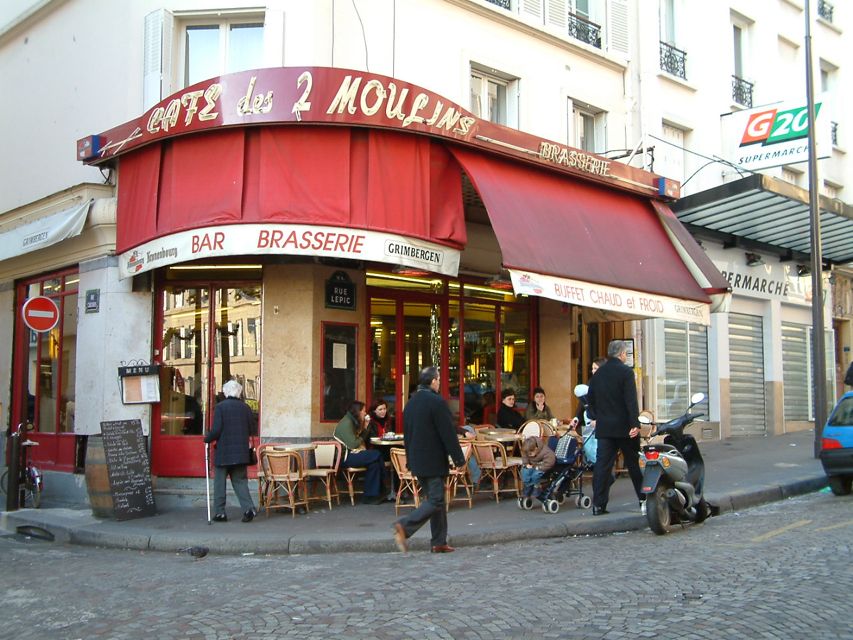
(21, 296, 60, 333)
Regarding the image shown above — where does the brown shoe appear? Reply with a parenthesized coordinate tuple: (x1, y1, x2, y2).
(430, 544, 455, 553)
(392, 523, 408, 553)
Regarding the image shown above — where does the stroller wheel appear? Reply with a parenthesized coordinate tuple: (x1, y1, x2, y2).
(556, 492, 566, 505)
(543, 499, 560, 514)
(518, 496, 534, 510)
(576, 495, 592, 509)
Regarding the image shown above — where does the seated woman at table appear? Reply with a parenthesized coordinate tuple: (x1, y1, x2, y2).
(333, 400, 386, 504)
(496, 388, 525, 430)
(525, 386, 554, 421)
(364, 399, 394, 442)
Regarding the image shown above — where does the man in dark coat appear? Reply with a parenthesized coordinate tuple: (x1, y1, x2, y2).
(392, 366, 465, 553)
(586, 340, 644, 516)
(204, 379, 256, 523)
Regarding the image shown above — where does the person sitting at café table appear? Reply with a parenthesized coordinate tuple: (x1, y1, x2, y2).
(364, 399, 393, 442)
(333, 400, 387, 504)
(525, 386, 554, 421)
(497, 388, 525, 430)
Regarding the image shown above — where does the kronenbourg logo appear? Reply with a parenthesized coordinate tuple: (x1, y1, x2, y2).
(516, 273, 543, 295)
(126, 250, 144, 273)
(739, 102, 822, 148)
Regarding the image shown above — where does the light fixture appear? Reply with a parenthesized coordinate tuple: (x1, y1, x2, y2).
(745, 252, 765, 267)
(486, 273, 514, 291)
(796, 264, 811, 277)
(391, 264, 431, 277)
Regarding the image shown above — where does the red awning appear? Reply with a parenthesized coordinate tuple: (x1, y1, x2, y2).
(450, 147, 728, 323)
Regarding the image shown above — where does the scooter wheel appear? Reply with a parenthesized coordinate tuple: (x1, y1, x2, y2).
(576, 495, 591, 509)
(543, 499, 560, 514)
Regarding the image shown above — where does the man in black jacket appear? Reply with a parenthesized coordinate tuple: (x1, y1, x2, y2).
(586, 340, 644, 516)
(392, 366, 465, 553)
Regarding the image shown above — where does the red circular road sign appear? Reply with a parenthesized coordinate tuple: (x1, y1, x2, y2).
(22, 296, 60, 333)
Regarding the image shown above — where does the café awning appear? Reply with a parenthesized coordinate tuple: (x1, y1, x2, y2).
(0, 199, 92, 262)
(449, 147, 730, 325)
(672, 173, 853, 265)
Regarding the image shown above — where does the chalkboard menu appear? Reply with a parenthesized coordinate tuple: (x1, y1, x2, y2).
(99, 419, 157, 520)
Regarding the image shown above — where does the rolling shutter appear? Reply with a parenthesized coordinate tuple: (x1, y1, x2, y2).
(660, 321, 708, 420)
(729, 313, 765, 436)
(782, 322, 809, 420)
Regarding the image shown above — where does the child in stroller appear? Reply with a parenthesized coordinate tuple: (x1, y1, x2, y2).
(519, 428, 594, 513)
(517, 436, 556, 508)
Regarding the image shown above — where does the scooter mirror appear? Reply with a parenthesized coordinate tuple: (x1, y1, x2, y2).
(689, 392, 706, 405)
(573, 384, 589, 398)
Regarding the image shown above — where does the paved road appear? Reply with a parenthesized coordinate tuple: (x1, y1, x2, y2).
(1, 491, 850, 640)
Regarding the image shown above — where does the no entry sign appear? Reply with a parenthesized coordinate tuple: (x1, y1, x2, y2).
(22, 296, 60, 333)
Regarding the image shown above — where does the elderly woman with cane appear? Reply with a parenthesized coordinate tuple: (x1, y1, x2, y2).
(204, 379, 257, 523)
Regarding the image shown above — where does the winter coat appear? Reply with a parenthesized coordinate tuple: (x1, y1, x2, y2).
(404, 385, 465, 478)
(526, 403, 554, 421)
(586, 357, 640, 439)
(521, 437, 556, 472)
(204, 397, 254, 467)
(333, 411, 367, 453)
(497, 404, 525, 430)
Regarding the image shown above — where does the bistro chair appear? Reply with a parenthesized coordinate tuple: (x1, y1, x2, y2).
(304, 440, 342, 510)
(334, 436, 368, 506)
(472, 440, 521, 503)
(255, 443, 277, 509)
(390, 447, 421, 515)
(260, 449, 310, 518)
(445, 442, 474, 511)
(508, 420, 555, 466)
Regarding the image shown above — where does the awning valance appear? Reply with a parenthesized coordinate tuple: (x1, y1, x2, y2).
(449, 147, 730, 324)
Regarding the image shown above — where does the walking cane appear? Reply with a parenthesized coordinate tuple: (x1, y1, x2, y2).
(204, 441, 212, 525)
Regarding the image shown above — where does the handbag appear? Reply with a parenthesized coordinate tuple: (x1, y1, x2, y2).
(248, 436, 258, 466)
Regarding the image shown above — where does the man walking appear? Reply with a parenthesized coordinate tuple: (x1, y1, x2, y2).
(392, 366, 465, 553)
(586, 340, 644, 515)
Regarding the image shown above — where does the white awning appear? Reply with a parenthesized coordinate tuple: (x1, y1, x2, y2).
(0, 199, 92, 262)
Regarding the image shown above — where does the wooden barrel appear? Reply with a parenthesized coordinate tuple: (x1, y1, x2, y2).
(84, 436, 114, 518)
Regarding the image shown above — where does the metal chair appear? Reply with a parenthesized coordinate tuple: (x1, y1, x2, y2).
(304, 440, 342, 509)
(260, 449, 310, 518)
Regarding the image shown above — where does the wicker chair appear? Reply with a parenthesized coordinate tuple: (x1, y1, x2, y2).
(303, 440, 342, 509)
(472, 440, 521, 502)
(260, 449, 310, 518)
(334, 437, 368, 506)
(445, 442, 474, 510)
(255, 443, 277, 509)
(390, 448, 421, 515)
(508, 420, 555, 466)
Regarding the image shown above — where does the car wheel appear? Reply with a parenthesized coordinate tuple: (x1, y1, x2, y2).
(828, 475, 852, 496)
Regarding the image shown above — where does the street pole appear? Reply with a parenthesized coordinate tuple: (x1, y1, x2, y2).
(804, 0, 827, 457)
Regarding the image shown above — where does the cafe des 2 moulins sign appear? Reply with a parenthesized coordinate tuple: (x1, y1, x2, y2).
(78, 67, 678, 278)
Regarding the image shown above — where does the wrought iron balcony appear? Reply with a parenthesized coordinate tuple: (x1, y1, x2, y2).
(568, 12, 602, 49)
(831, 121, 838, 147)
(660, 41, 687, 80)
(732, 75, 754, 108)
(485, 0, 511, 9)
(818, 0, 834, 22)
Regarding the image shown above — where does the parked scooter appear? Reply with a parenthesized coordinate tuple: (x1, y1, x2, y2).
(638, 392, 711, 535)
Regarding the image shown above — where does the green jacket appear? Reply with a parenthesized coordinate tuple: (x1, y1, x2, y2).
(333, 411, 365, 451)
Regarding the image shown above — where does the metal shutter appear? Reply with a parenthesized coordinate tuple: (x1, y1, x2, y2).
(782, 322, 809, 420)
(661, 321, 709, 420)
(728, 313, 765, 436)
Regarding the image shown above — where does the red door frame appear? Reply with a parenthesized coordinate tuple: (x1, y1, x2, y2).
(10, 268, 79, 472)
(151, 277, 262, 477)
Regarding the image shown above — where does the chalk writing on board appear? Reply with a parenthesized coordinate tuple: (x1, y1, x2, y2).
(99, 419, 157, 520)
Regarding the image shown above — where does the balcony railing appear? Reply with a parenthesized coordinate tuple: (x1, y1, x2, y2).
(831, 121, 838, 147)
(485, 0, 512, 9)
(660, 41, 687, 80)
(818, 0, 834, 23)
(732, 75, 754, 108)
(567, 12, 602, 49)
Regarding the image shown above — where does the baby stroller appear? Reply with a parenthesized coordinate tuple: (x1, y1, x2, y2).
(516, 429, 595, 513)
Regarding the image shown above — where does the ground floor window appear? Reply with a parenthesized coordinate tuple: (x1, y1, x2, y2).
(12, 269, 79, 470)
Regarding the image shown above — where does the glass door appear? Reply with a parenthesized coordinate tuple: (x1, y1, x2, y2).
(154, 283, 261, 476)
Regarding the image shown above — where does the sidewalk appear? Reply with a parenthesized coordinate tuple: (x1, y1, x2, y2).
(0, 430, 827, 555)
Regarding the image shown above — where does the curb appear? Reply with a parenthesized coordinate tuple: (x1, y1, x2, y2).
(1, 474, 827, 555)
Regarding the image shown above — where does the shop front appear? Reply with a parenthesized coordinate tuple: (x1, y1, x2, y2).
(6, 66, 729, 479)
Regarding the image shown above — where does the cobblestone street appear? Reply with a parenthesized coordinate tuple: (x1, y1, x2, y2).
(1, 491, 850, 639)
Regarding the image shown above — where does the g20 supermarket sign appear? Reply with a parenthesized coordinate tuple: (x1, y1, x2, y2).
(726, 95, 832, 171)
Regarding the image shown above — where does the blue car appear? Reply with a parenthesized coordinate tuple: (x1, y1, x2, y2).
(820, 391, 853, 496)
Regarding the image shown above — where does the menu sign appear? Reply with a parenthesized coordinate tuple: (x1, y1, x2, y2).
(99, 420, 157, 520)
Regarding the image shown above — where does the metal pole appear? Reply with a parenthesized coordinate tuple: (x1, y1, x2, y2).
(804, 0, 828, 456)
(5, 429, 20, 511)
(204, 441, 212, 524)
